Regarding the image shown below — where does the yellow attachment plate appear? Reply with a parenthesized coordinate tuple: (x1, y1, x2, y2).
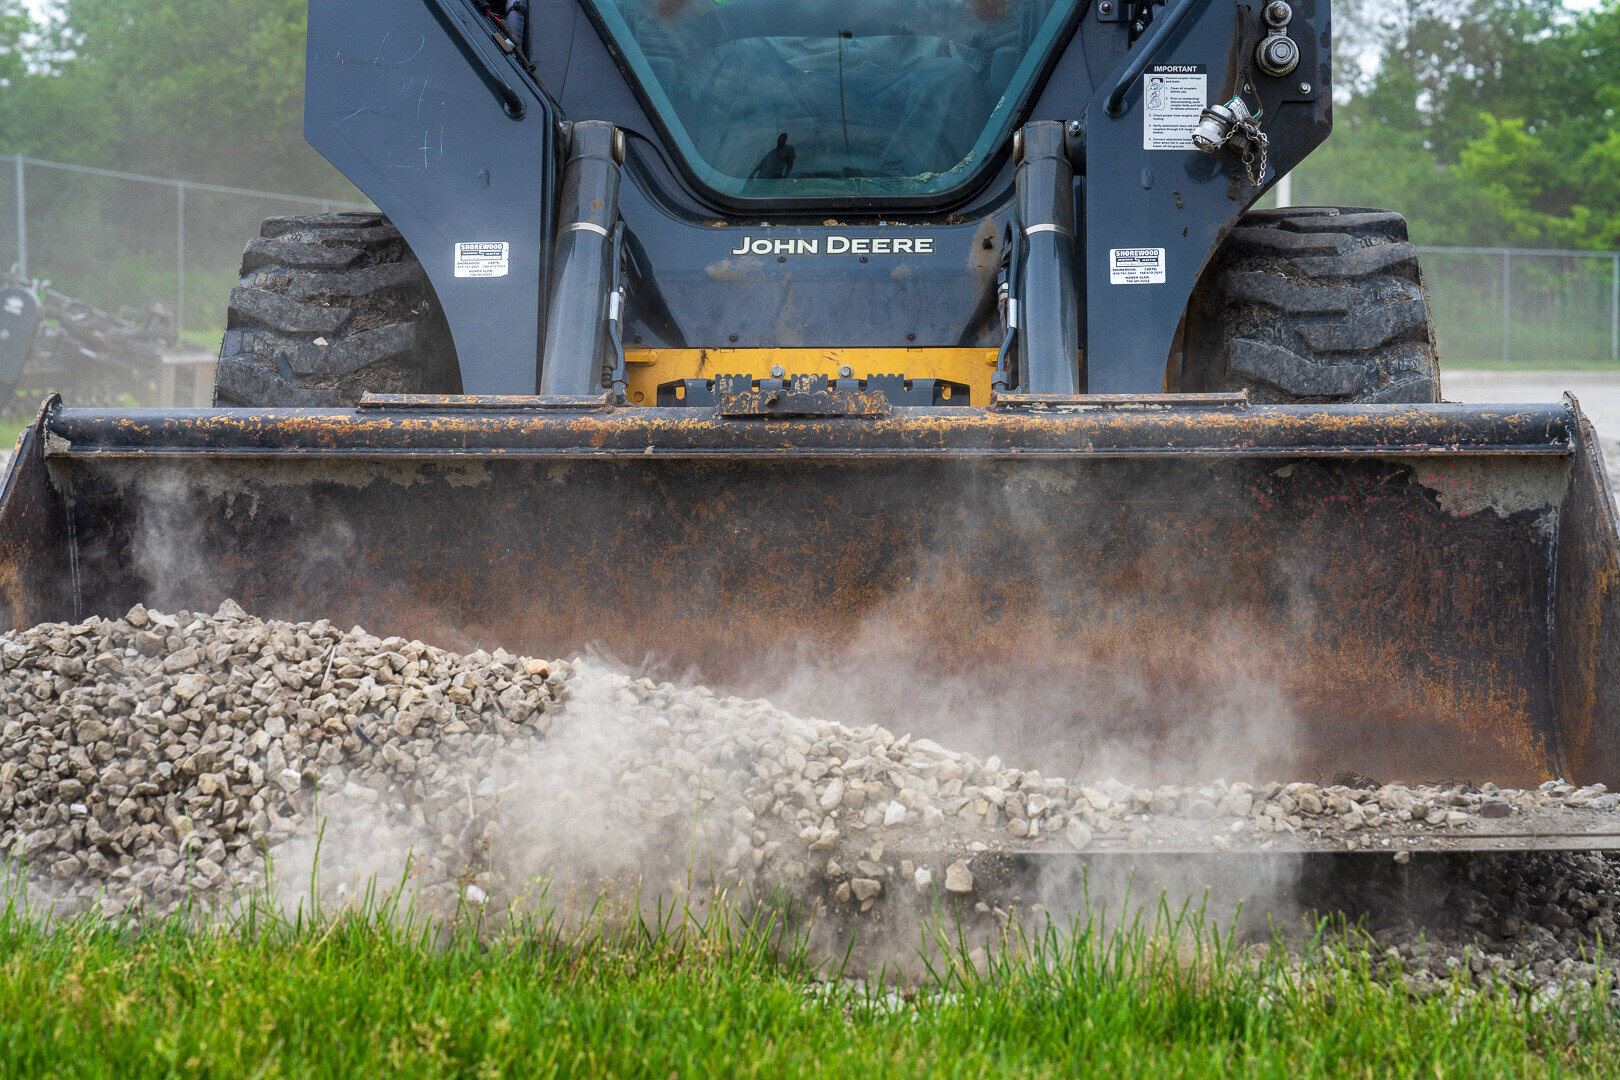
(623, 347, 999, 405)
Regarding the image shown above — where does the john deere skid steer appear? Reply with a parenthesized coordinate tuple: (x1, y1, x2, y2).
(4, 0, 1620, 802)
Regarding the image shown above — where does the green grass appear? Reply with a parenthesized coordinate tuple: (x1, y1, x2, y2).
(179, 326, 223, 353)
(0, 418, 26, 455)
(1442, 356, 1620, 371)
(0, 885, 1613, 1080)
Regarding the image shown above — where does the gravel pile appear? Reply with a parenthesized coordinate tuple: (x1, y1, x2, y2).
(1, 603, 559, 914)
(1308, 851, 1620, 1002)
(3, 603, 1620, 993)
(2, 602, 1065, 919)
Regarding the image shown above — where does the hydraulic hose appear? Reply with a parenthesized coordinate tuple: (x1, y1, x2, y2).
(538, 122, 623, 396)
(1014, 122, 1082, 394)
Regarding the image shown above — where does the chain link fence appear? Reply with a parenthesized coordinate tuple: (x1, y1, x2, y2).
(1418, 247, 1620, 367)
(2, 155, 369, 346)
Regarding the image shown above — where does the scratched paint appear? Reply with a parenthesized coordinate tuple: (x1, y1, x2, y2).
(322, 28, 448, 172)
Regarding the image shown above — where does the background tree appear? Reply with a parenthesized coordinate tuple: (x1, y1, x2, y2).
(2, 0, 350, 197)
(1294, 0, 1620, 249)
(1, 1, 357, 333)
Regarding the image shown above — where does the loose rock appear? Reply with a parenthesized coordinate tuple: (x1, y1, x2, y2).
(0, 602, 1617, 1000)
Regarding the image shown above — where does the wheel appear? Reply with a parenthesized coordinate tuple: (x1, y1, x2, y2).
(1181, 206, 1440, 404)
(214, 212, 458, 406)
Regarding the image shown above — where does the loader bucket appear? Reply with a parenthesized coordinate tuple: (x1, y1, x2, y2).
(3, 393, 1619, 791)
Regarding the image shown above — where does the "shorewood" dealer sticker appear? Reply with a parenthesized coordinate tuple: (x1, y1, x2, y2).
(1110, 247, 1166, 285)
(454, 241, 510, 278)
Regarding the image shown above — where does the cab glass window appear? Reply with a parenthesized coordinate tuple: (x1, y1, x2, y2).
(585, 0, 1080, 201)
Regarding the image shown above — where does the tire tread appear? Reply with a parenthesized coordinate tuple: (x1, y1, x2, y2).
(1184, 207, 1441, 405)
(215, 213, 456, 406)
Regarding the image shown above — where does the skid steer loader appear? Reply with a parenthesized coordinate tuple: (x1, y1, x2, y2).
(3, 0, 1620, 820)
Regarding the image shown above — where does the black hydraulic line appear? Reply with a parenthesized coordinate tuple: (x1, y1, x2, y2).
(607, 222, 629, 404)
(992, 223, 1021, 394)
(422, 0, 527, 119)
(1103, 0, 1197, 118)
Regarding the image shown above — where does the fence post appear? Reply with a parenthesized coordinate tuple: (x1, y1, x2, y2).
(13, 154, 25, 279)
(1612, 252, 1618, 366)
(1501, 249, 1511, 365)
(175, 180, 186, 336)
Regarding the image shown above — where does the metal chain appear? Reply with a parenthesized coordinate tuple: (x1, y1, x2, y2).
(1237, 119, 1269, 187)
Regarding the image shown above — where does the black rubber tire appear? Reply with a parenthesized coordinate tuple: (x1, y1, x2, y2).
(1183, 206, 1440, 404)
(214, 212, 458, 406)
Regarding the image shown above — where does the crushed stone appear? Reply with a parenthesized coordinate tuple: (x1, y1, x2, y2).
(2, 603, 1619, 995)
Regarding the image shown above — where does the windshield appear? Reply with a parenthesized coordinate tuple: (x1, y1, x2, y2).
(585, 0, 1080, 201)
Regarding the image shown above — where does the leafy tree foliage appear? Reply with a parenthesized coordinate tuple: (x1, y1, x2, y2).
(1295, 0, 1620, 248)
(1, 0, 352, 198)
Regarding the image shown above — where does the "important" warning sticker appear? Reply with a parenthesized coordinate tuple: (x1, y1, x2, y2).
(454, 241, 509, 278)
(1110, 248, 1166, 285)
(1143, 64, 1207, 150)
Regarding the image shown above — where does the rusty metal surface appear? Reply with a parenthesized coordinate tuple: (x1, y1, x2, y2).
(990, 392, 1252, 410)
(33, 401, 1575, 458)
(0, 396, 75, 630)
(1554, 394, 1620, 784)
(718, 375, 892, 418)
(358, 393, 615, 412)
(1002, 810, 1620, 856)
(2, 399, 1606, 790)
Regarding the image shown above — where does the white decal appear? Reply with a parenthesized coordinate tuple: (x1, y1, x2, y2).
(1110, 247, 1166, 285)
(1143, 64, 1207, 150)
(454, 241, 509, 278)
(728, 235, 934, 257)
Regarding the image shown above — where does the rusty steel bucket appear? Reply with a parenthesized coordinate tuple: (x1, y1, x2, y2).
(3, 391, 1618, 790)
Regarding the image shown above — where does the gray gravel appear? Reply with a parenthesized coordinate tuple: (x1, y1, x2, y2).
(3, 602, 1620, 997)
(1315, 851, 1620, 1002)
